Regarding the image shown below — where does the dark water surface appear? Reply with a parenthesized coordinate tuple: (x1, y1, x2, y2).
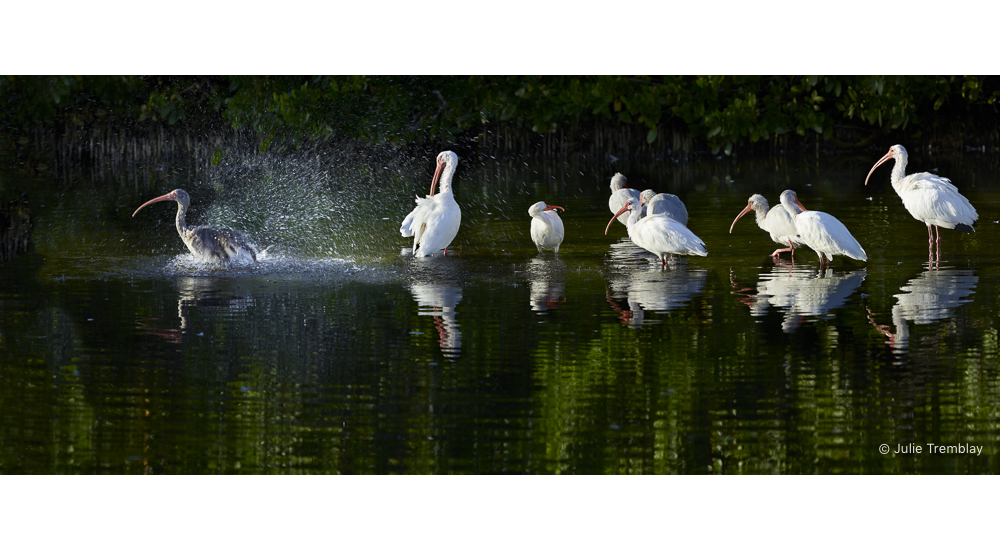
(3, 148, 1000, 474)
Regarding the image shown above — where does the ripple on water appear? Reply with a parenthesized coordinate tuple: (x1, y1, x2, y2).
(41, 249, 407, 289)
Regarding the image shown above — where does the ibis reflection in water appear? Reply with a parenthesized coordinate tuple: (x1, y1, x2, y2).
(132, 188, 258, 264)
(407, 257, 464, 359)
(733, 265, 867, 333)
(606, 257, 707, 326)
(868, 267, 978, 351)
(525, 256, 567, 313)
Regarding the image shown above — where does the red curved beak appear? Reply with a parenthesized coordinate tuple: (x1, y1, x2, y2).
(864, 149, 894, 186)
(429, 158, 446, 195)
(729, 203, 753, 234)
(605, 203, 631, 235)
(132, 191, 176, 217)
(544, 205, 565, 212)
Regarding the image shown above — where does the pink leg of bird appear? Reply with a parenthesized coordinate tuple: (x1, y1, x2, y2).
(866, 306, 899, 346)
(935, 226, 942, 262)
(771, 243, 794, 258)
(786, 239, 795, 263)
(926, 224, 942, 262)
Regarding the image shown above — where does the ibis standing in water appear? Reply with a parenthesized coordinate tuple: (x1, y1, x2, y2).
(606, 199, 707, 266)
(400, 151, 462, 257)
(528, 201, 565, 253)
(779, 189, 866, 268)
(864, 144, 978, 258)
(729, 194, 804, 260)
(132, 188, 257, 263)
(608, 173, 641, 226)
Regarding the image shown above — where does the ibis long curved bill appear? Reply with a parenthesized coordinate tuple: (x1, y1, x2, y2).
(863, 144, 977, 258)
(133, 191, 179, 217)
(606, 203, 631, 235)
(728, 194, 806, 259)
(132, 188, 257, 264)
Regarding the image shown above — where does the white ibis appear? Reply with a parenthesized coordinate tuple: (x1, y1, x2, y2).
(729, 194, 804, 259)
(606, 199, 707, 266)
(400, 151, 462, 257)
(528, 201, 565, 253)
(132, 188, 257, 263)
(639, 189, 688, 225)
(864, 144, 978, 256)
(779, 189, 866, 267)
(608, 173, 640, 226)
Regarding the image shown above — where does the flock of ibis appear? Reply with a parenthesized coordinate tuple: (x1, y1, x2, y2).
(600, 172, 705, 266)
(131, 144, 979, 268)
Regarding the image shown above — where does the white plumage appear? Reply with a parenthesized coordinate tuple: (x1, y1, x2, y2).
(864, 144, 977, 254)
(400, 151, 462, 257)
(729, 193, 805, 259)
(639, 189, 688, 226)
(528, 201, 565, 253)
(606, 199, 707, 266)
(779, 189, 867, 267)
(608, 173, 641, 226)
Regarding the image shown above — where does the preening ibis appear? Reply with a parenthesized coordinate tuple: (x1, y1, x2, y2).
(779, 189, 866, 267)
(528, 201, 565, 253)
(864, 144, 978, 257)
(729, 193, 804, 259)
(606, 199, 707, 266)
(639, 189, 688, 226)
(608, 173, 640, 226)
(132, 189, 257, 264)
(400, 151, 462, 257)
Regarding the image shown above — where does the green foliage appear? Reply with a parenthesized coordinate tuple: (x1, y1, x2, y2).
(0, 76, 225, 132)
(222, 76, 484, 149)
(2, 76, 998, 155)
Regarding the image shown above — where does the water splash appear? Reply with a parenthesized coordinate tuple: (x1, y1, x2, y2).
(195, 149, 425, 262)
